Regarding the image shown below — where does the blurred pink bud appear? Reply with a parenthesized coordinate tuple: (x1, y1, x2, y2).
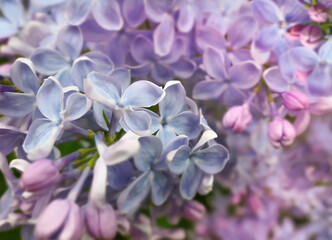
(248, 195, 262, 213)
(282, 90, 309, 111)
(35, 199, 83, 240)
(308, 3, 329, 23)
(268, 117, 296, 148)
(84, 204, 117, 240)
(20, 159, 59, 192)
(223, 104, 252, 133)
(286, 24, 304, 40)
(300, 25, 323, 49)
(181, 200, 206, 222)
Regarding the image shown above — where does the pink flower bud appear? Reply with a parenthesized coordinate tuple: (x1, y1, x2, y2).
(308, 3, 329, 23)
(35, 199, 83, 240)
(281, 90, 309, 111)
(181, 200, 206, 222)
(286, 24, 304, 40)
(223, 104, 252, 133)
(300, 25, 323, 49)
(268, 117, 296, 148)
(20, 159, 59, 192)
(85, 204, 117, 240)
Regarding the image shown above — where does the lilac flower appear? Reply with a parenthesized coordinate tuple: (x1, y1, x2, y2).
(167, 130, 229, 199)
(288, 40, 332, 96)
(23, 77, 91, 160)
(117, 136, 189, 214)
(122, 0, 146, 28)
(67, 0, 123, 31)
(252, 0, 307, 53)
(84, 71, 164, 135)
(193, 47, 261, 105)
(129, 34, 196, 84)
(146, 81, 201, 146)
(0, 58, 40, 118)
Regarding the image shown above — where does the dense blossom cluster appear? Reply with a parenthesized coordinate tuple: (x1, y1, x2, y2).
(0, 0, 331, 239)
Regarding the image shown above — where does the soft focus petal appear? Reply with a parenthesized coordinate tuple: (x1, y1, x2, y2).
(252, 0, 283, 24)
(57, 202, 83, 240)
(254, 25, 281, 52)
(154, 15, 175, 56)
(150, 62, 174, 84)
(196, 25, 225, 51)
(192, 81, 225, 100)
(307, 65, 332, 96)
(0, 18, 17, 39)
(130, 35, 155, 64)
(177, 4, 195, 33)
(203, 47, 227, 80)
(288, 47, 319, 71)
(170, 58, 196, 79)
(31, 48, 69, 75)
(56, 25, 83, 61)
(227, 15, 257, 49)
(263, 67, 289, 92)
(92, 0, 123, 31)
(0, 0, 24, 27)
(66, 0, 92, 25)
(156, 127, 177, 147)
(318, 39, 332, 63)
(229, 61, 261, 90)
(123, 0, 145, 28)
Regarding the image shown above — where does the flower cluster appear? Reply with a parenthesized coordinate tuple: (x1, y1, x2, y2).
(0, 0, 331, 239)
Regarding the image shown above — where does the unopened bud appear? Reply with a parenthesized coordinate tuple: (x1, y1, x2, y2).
(20, 159, 59, 192)
(282, 90, 309, 111)
(300, 25, 322, 49)
(286, 24, 304, 40)
(35, 199, 83, 240)
(85, 204, 117, 240)
(181, 200, 206, 222)
(268, 117, 296, 148)
(308, 3, 329, 23)
(223, 104, 252, 133)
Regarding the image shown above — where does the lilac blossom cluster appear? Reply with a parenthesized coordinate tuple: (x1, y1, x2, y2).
(0, 0, 331, 239)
